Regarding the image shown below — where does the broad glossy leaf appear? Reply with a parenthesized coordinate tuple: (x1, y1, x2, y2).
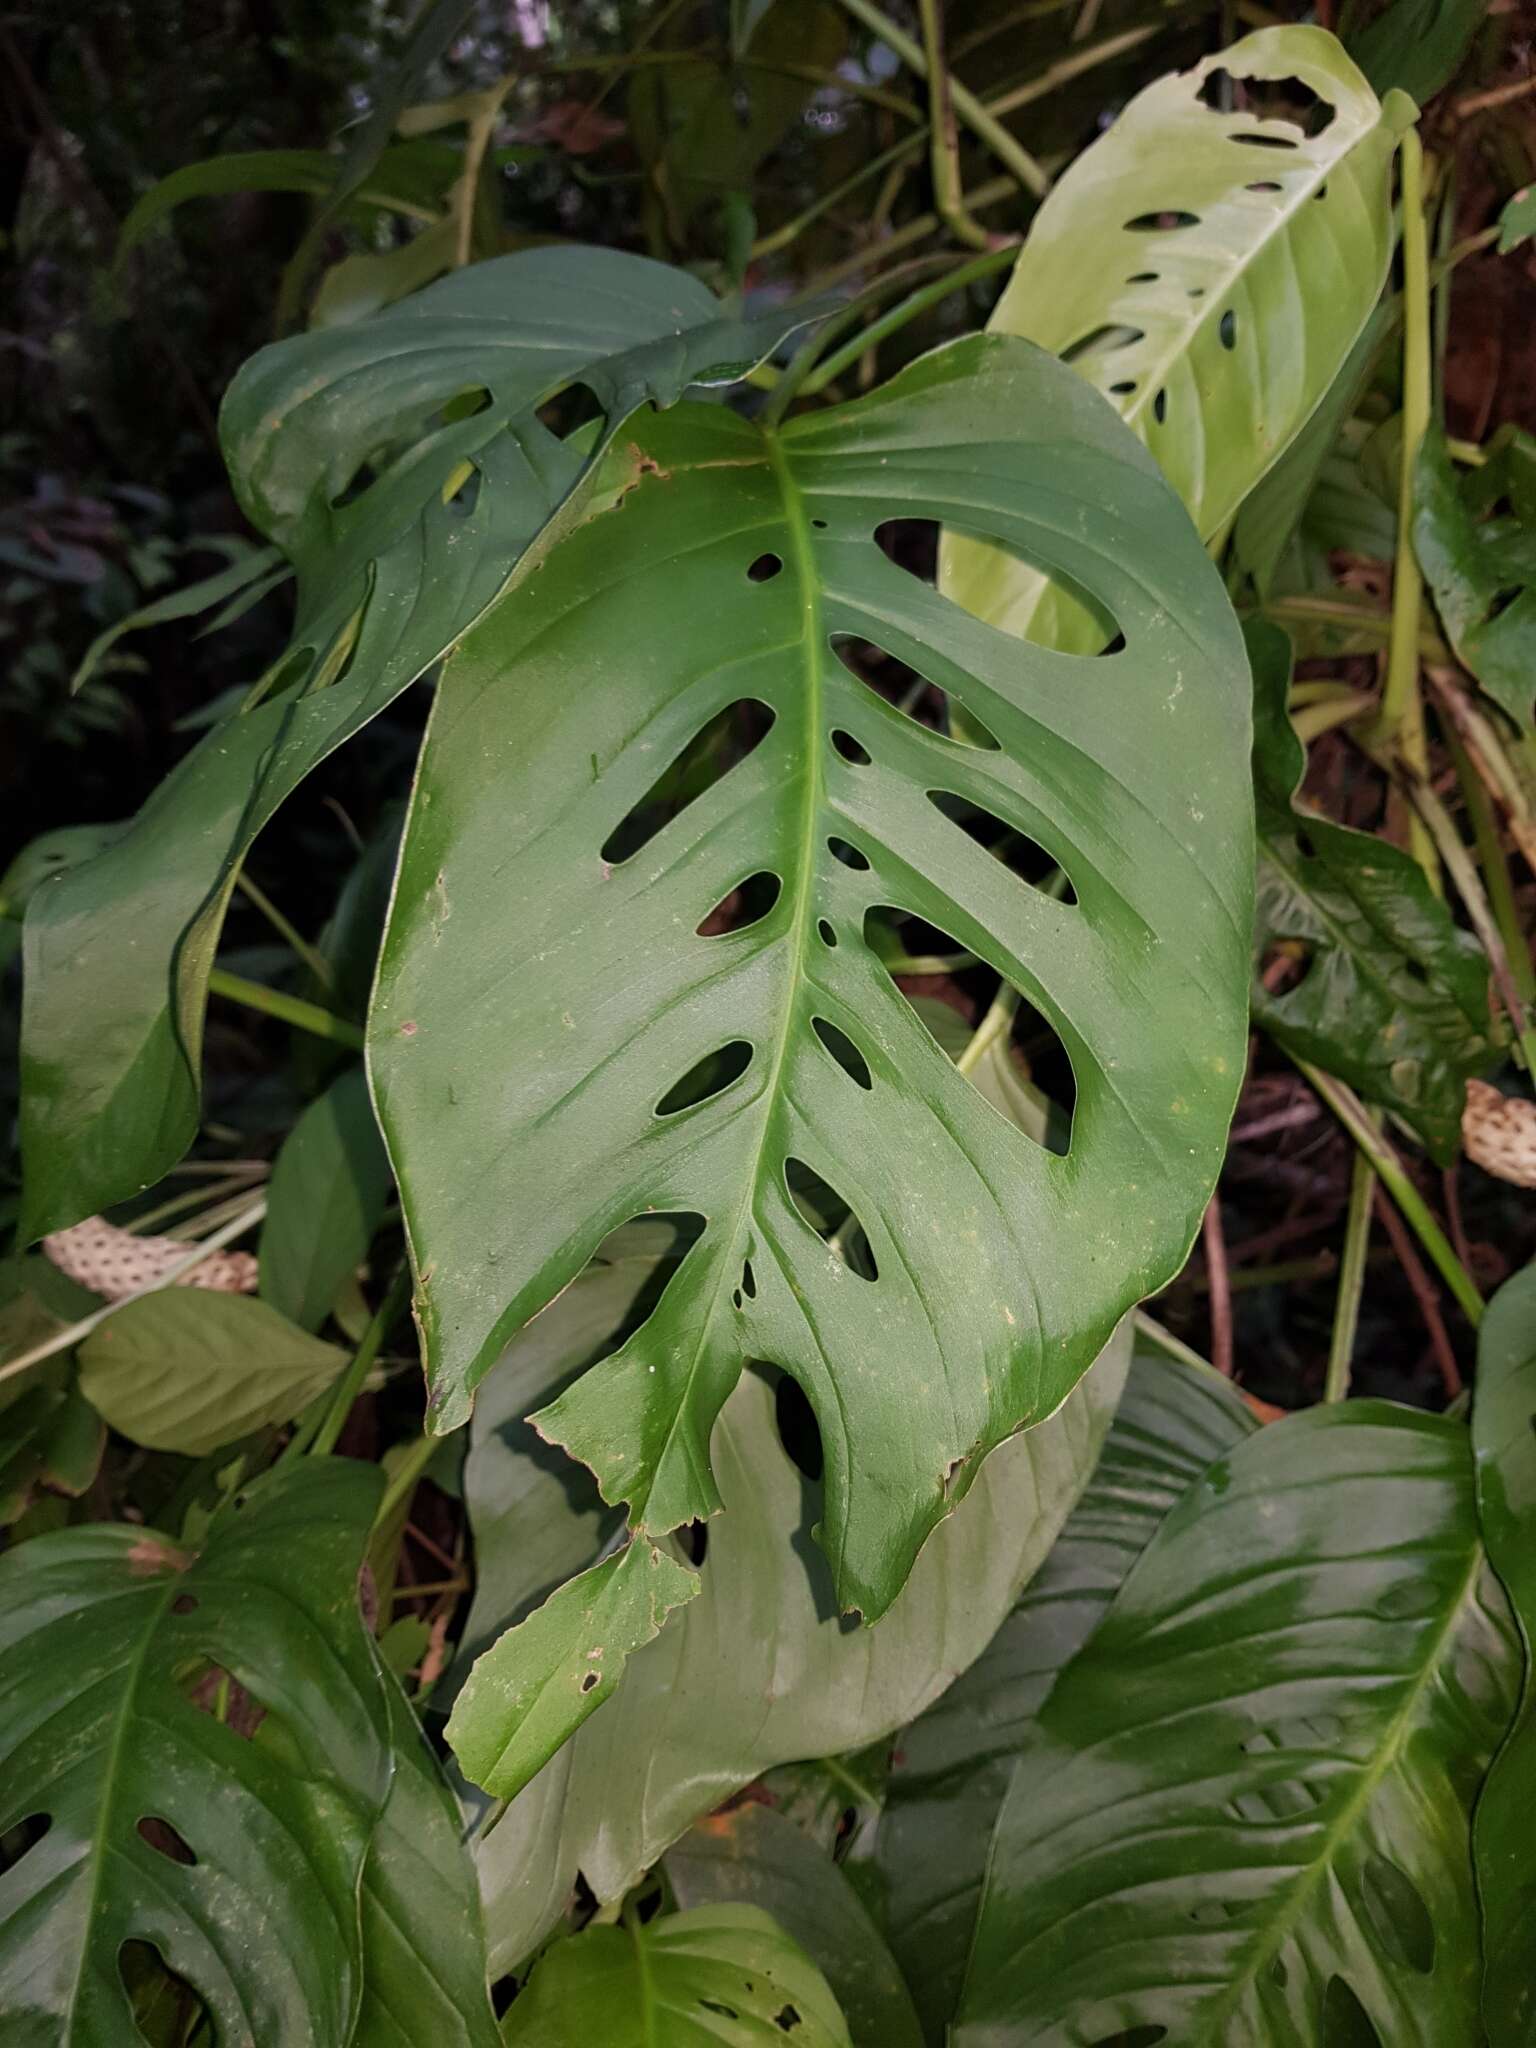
(1247, 620, 1492, 1159)
(259, 1065, 392, 1331)
(1415, 420, 1536, 730)
(665, 1803, 922, 2048)
(371, 329, 1251, 1617)
(357, 1679, 499, 2048)
(1470, 1259, 1536, 2039)
(77, 1288, 346, 1454)
(116, 146, 457, 259)
(956, 1404, 1520, 2046)
(0, 1460, 391, 2046)
(19, 250, 808, 1242)
(1347, 0, 1487, 106)
(448, 1536, 699, 1802)
(501, 1903, 851, 2046)
(947, 26, 1408, 650)
(876, 1352, 1256, 2040)
(473, 1262, 1130, 1973)
(1499, 184, 1536, 253)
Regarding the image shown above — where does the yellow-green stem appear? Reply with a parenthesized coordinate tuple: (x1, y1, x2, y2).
(208, 967, 365, 1050)
(1325, 1148, 1375, 1402)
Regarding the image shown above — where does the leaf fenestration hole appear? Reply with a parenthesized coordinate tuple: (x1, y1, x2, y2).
(701, 2001, 741, 2020)
(817, 918, 839, 948)
(1061, 323, 1145, 364)
(831, 728, 872, 765)
(925, 790, 1079, 903)
(873, 515, 939, 581)
(1234, 131, 1300, 148)
(1087, 2030, 1167, 2048)
(655, 1040, 754, 1117)
(1321, 1976, 1383, 2048)
(741, 1259, 756, 1298)
(1126, 271, 1159, 283)
(697, 870, 783, 937)
(118, 1941, 213, 2045)
(1484, 584, 1522, 624)
(829, 635, 1002, 752)
(1358, 1852, 1435, 1974)
(0, 1814, 50, 1877)
(827, 836, 870, 872)
(1124, 210, 1200, 231)
(579, 1671, 600, 1692)
(137, 1816, 197, 1867)
(1246, 180, 1283, 193)
(1220, 309, 1238, 351)
(775, 1370, 824, 1480)
(811, 1016, 874, 1089)
(601, 698, 775, 865)
(1199, 67, 1336, 136)
(784, 1158, 876, 1278)
(1153, 389, 1167, 424)
(748, 552, 783, 582)
(678, 1519, 709, 1565)
(1110, 380, 1137, 395)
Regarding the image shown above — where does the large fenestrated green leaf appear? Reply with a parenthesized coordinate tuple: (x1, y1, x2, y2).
(19, 249, 809, 1243)
(955, 1403, 1521, 2046)
(945, 25, 1409, 651)
(1248, 620, 1493, 1160)
(0, 1460, 391, 2047)
(875, 1351, 1257, 2041)
(370, 329, 1252, 1619)
(470, 1255, 1131, 1975)
(501, 1904, 852, 2047)
(1471, 1259, 1536, 2040)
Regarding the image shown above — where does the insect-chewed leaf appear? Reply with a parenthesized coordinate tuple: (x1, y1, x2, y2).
(946, 25, 1409, 650)
(370, 328, 1253, 1621)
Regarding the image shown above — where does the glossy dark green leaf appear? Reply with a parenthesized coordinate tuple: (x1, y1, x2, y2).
(19, 250, 809, 1244)
(357, 1679, 499, 2048)
(501, 1903, 851, 2046)
(956, 1403, 1520, 2046)
(1415, 419, 1536, 730)
(1470, 1258, 1536, 2040)
(1498, 184, 1536, 253)
(951, 26, 1408, 649)
(0, 1377, 104, 1525)
(665, 1802, 923, 2048)
(77, 1288, 346, 1454)
(1248, 619, 1493, 1159)
(472, 1260, 1129, 1974)
(876, 1352, 1256, 2040)
(1347, 0, 1487, 107)
(0, 1460, 391, 2046)
(371, 329, 1252, 1620)
(259, 1065, 392, 1331)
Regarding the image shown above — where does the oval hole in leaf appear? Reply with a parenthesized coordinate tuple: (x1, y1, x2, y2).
(1321, 1976, 1384, 2048)
(697, 870, 783, 937)
(925, 789, 1079, 903)
(1246, 180, 1284, 194)
(784, 1158, 876, 1278)
(1220, 309, 1238, 351)
(137, 1816, 197, 1867)
(0, 1813, 50, 1876)
(678, 1520, 709, 1565)
(1234, 131, 1300, 148)
(119, 1941, 214, 2043)
(748, 552, 783, 583)
(1061, 323, 1145, 365)
(829, 634, 1002, 752)
(1125, 211, 1200, 231)
(827, 836, 870, 872)
(1359, 1852, 1435, 1974)
(601, 699, 775, 865)
(810, 1016, 873, 1090)
(817, 918, 839, 948)
(831, 728, 872, 765)
(655, 1040, 754, 1117)
(1126, 271, 1159, 284)
(874, 515, 939, 581)
(1153, 389, 1168, 425)
(774, 1369, 824, 1480)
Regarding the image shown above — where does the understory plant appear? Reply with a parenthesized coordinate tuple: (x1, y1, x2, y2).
(3, 4, 1536, 2043)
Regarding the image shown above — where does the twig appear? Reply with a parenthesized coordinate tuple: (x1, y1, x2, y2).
(1324, 1150, 1374, 1402)
(310, 1268, 410, 1457)
(1372, 1188, 1463, 1396)
(1202, 1197, 1234, 1377)
(207, 968, 365, 1050)
(918, 0, 994, 249)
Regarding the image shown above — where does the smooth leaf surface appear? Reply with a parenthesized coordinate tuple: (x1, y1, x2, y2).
(448, 1536, 699, 1802)
(20, 249, 809, 1242)
(665, 1802, 923, 2048)
(0, 1377, 104, 1524)
(1498, 184, 1536, 253)
(0, 1460, 391, 2046)
(500, 1903, 851, 2046)
(371, 329, 1251, 1618)
(1415, 419, 1536, 730)
(259, 1064, 392, 1331)
(357, 1678, 499, 2048)
(77, 1287, 346, 1454)
(1347, 0, 1486, 106)
(956, 1403, 1520, 2046)
(1248, 620, 1492, 1159)
(876, 1352, 1256, 2040)
(947, 26, 1408, 649)
(1470, 1259, 1536, 2040)
(472, 1260, 1130, 1974)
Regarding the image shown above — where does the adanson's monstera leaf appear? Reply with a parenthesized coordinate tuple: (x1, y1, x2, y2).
(946, 25, 1410, 650)
(20, 250, 808, 1241)
(370, 330, 1253, 1621)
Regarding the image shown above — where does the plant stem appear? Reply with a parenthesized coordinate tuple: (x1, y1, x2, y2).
(985, 21, 1162, 117)
(1324, 1148, 1374, 1402)
(798, 242, 1017, 395)
(1133, 1310, 1218, 1377)
(1447, 728, 1536, 1006)
(235, 872, 334, 990)
(1372, 126, 1437, 883)
(375, 1431, 443, 1529)
(310, 1268, 411, 1457)
(918, 0, 992, 249)
(833, 0, 1050, 196)
(1201, 1197, 1233, 1377)
(0, 1196, 269, 1389)
(207, 967, 365, 1050)
(1291, 1059, 1483, 1327)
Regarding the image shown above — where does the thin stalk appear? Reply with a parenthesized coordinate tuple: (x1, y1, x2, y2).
(1258, 595, 1450, 663)
(1447, 728, 1536, 1006)
(125, 1170, 266, 1235)
(1202, 1197, 1233, 1377)
(1133, 1310, 1218, 1377)
(1291, 690, 1377, 743)
(1426, 667, 1536, 876)
(0, 1196, 268, 1389)
(798, 242, 1017, 395)
(834, 0, 1051, 196)
(310, 1268, 411, 1456)
(749, 133, 917, 260)
(918, 0, 992, 249)
(789, 171, 1016, 298)
(236, 872, 334, 990)
(1373, 127, 1437, 883)
(1291, 1059, 1483, 1327)
(375, 1431, 443, 1529)
(767, 250, 969, 423)
(956, 983, 1020, 1077)
(1324, 1148, 1375, 1402)
(208, 967, 365, 1050)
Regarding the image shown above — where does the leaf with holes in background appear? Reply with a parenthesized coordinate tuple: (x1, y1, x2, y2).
(1248, 620, 1493, 1161)
(874, 1350, 1257, 2043)
(369, 328, 1252, 1625)
(944, 25, 1411, 651)
(18, 249, 815, 1244)
(469, 1255, 1129, 1976)
(501, 1903, 851, 2047)
(1415, 419, 1536, 731)
(1471, 1259, 1536, 2041)
(0, 1459, 391, 2048)
(77, 1287, 347, 1455)
(953, 1402, 1520, 2047)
